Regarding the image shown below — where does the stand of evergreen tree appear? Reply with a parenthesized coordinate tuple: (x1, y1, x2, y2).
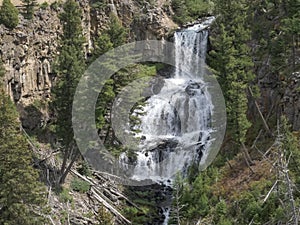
(0, 61, 48, 224)
(209, 0, 254, 149)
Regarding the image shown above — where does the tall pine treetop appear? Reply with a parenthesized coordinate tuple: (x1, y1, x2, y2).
(59, 0, 84, 47)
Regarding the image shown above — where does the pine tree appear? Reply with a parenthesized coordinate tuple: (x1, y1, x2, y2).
(209, 0, 254, 149)
(94, 33, 113, 57)
(22, 0, 37, 19)
(91, 14, 128, 146)
(281, 0, 300, 72)
(53, 0, 85, 184)
(171, 0, 214, 24)
(0, 62, 48, 224)
(170, 173, 184, 225)
(106, 14, 127, 48)
(0, 0, 19, 29)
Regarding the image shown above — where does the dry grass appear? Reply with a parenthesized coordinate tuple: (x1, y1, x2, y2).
(212, 153, 274, 201)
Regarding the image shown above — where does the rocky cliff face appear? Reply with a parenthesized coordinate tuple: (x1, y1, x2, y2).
(253, 55, 300, 130)
(283, 72, 300, 130)
(0, 0, 177, 106)
(0, 7, 61, 105)
(90, 0, 176, 40)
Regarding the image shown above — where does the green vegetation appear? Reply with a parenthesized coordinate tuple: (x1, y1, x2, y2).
(40, 2, 49, 10)
(171, 0, 214, 24)
(70, 178, 90, 193)
(90, 14, 163, 159)
(22, 0, 37, 19)
(52, 0, 85, 184)
(95, 63, 162, 158)
(91, 14, 127, 62)
(90, 1, 107, 10)
(0, 0, 298, 224)
(0, 0, 19, 29)
(59, 188, 73, 203)
(209, 0, 254, 151)
(77, 161, 92, 176)
(97, 205, 113, 225)
(106, 14, 127, 47)
(50, 0, 62, 11)
(0, 61, 48, 224)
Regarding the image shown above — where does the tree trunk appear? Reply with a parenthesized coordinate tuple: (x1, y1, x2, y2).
(59, 150, 80, 184)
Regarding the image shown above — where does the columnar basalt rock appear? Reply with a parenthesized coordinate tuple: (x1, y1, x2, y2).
(0, 0, 177, 106)
(0, 8, 61, 104)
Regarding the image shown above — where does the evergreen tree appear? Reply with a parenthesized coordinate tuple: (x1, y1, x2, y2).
(0, 0, 19, 29)
(251, 0, 300, 77)
(0, 62, 48, 224)
(171, 0, 213, 24)
(53, 0, 85, 184)
(93, 33, 113, 58)
(171, 0, 190, 24)
(209, 0, 254, 148)
(106, 14, 127, 48)
(91, 14, 129, 146)
(22, 0, 37, 19)
(281, 0, 300, 72)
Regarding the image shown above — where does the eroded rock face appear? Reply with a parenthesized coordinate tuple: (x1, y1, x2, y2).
(283, 72, 300, 130)
(254, 55, 300, 130)
(0, 0, 177, 106)
(129, 0, 177, 40)
(0, 8, 61, 104)
(90, 0, 177, 41)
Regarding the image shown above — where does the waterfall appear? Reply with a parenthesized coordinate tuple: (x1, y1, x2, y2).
(120, 17, 215, 185)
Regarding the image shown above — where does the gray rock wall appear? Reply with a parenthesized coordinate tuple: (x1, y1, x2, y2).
(0, 8, 61, 104)
(0, 0, 176, 106)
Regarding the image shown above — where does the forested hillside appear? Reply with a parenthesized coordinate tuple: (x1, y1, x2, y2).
(0, 0, 299, 224)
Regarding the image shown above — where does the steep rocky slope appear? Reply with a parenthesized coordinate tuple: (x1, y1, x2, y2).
(0, 0, 176, 106)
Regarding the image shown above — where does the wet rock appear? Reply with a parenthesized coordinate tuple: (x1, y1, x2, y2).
(142, 76, 165, 96)
(185, 81, 204, 96)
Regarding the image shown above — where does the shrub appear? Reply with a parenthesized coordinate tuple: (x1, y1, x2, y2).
(0, 0, 19, 29)
(70, 178, 90, 193)
(91, 1, 107, 10)
(40, 2, 49, 10)
(77, 161, 92, 176)
(50, 1, 61, 11)
(59, 188, 73, 203)
(97, 206, 113, 225)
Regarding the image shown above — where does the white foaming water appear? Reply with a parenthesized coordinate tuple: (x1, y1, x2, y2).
(162, 207, 171, 225)
(120, 17, 215, 185)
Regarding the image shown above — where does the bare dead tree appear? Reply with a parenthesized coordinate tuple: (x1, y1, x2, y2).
(274, 119, 299, 224)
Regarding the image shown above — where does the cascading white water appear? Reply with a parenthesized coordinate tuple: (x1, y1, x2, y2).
(120, 17, 215, 186)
